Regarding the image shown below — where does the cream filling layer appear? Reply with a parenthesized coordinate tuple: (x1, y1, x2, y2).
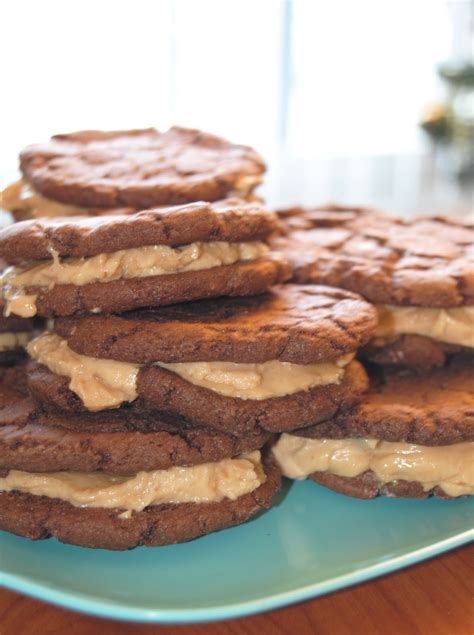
(27, 334, 139, 411)
(375, 305, 474, 348)
(0, 451, 264, 512)
(0, 331, 35, 351)
(271, 434, 474, 497)
(1, 179, 93, 218)
(158, 355, 353, 400)
(1, 240, 268, 318)
(27, 334, 352, 411)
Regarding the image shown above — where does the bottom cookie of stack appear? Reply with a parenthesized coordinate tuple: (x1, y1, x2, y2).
(0, 379, 280, 550)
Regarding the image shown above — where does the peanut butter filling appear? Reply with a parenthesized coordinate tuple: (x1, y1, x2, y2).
(375, 304, 474, 348)
(158, 355, 353, 400)
(27, 334, 353, 411)
(27, 334, 139, 411)
(272, 434, 474, 497)
(0, 451, 265, 512)
(1, 179, 93, 218)
(1, 241, 268, 318)
(1, 176, 262, 218)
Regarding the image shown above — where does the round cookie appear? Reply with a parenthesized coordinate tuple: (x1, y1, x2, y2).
(18, 127, 265, 208)
(275, 205, 474, 306)
(0, 450, 280, 550)
(296, 358, 474, 444)
(135, 360, 368, 434)
(360, 334, 473, 369)
(0, 378, 271, 475)
(55, 284, 377, 364)
(309, 471, 454, 499)
(0, 199, 276, 264)
(0, 200, 288, 317)
(273, 358, 474, 498)
(29, 285, 376, 433)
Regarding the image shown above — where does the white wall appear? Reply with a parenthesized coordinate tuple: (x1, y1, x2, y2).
(0, 0, 460, 171)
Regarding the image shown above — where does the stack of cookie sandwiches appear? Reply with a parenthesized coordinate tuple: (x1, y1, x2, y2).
(0, 126, 265, 220)
(271, 205, 474, 499)
(0, 199, 379, 548)
(0, 195, 295, 549)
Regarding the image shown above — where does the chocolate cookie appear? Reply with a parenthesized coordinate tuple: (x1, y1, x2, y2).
(272, 358, 473, 499)
(18, 127, 265, 208)
(0, 200, 288, 317)
(28, 359, 368, 434)
(0, 378, 271, 475)
(309, 471, 453, 499)
(0, 450, 280, 549)
(360, 334, 474, 369)
(0, 200, 276, 263)
(21, 258, 289, 318)
(275, 205, 474, 307)
(55, 285, 377, 364)
(296, 358, 474, 445)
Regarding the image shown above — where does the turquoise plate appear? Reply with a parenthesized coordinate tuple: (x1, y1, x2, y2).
(0, 480, 472, 623)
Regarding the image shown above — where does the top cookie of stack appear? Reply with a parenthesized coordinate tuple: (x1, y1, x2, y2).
(0, 127, 265, 220)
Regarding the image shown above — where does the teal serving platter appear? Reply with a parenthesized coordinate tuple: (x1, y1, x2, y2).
(0, 480, 472, 623)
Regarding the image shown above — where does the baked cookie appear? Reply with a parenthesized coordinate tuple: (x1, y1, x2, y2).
(27, 285, 376, 434)
(0, 449, 280, 550)
(0, 200, 288, 317)
(274, 205, 474, 367)
(0, 375, 271, 475)
(272, 358, 474, 498)
(0, 363, 279, 551)
(1, 127, 265, 220)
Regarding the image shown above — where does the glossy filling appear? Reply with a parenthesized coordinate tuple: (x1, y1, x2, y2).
(374, 305, 474, 348)
(272, 434, 474, 497)
(0, 452, 265, 512)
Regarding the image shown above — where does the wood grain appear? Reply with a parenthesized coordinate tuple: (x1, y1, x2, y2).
(0, 544, 472, 635)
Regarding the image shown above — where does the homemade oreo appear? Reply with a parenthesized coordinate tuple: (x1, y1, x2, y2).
(274, 205, 474, 368)
(1, 127, 265, 220)
(272, 358, 474, 498)
(26, 285, 377, 434)
(0, 200, 288, 318)
(0, 371, 279, 549)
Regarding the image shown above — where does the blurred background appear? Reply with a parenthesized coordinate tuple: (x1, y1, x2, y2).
(1, 0, 473, 214)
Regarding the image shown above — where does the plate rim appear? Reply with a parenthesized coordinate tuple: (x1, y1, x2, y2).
(1, 529, 472, 624)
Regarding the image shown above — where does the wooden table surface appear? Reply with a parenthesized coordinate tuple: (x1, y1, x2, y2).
(1, 543, 472, 635)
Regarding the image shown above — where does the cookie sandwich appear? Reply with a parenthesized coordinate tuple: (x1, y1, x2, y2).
(272, 358, 474, 498)
(0, 199, 288, 318)
(1, 127, 265, 220)
(274, 205, 474, 368)
(26, 285, 377, 435)
(0, 372, 279, 549)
